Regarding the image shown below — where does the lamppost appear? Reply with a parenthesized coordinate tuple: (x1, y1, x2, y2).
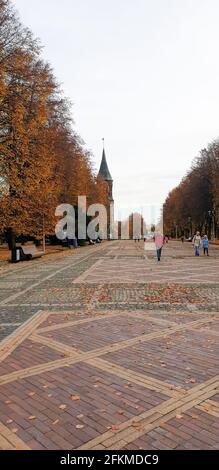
(208, 205, 216, 241)
(173, 221, 178, 239)
(188, 217, 192, 239)
(42, 213, 46, 252)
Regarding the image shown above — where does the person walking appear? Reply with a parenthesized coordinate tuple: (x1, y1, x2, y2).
(192, 231, 202, 256)
(202, 235, 209, 256)
(153, 231, 165, 261)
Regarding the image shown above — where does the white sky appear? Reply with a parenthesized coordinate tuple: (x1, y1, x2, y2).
(14, 0, 219, 218)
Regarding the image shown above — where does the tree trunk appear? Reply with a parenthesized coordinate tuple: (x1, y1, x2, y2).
(6, 228, 16, 251)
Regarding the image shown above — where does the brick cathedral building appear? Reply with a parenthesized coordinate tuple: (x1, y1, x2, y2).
(98, 144, 114, 238)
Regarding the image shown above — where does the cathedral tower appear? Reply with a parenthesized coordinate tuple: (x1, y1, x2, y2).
(98, 141, 114, 237)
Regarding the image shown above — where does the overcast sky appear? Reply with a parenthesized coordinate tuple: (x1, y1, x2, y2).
(15, 0, 219, 218)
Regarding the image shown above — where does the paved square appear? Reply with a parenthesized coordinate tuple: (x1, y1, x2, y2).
(39, 314, 165, 352)
(0, 240, 219, 450)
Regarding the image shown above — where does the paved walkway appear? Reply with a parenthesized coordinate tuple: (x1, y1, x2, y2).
(0, 240, 219, 450)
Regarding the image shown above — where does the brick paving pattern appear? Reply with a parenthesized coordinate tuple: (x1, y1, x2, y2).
(0, 240, 219, 449)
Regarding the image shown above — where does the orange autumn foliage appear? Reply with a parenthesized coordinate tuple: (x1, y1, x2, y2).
(0, 0, 107, 242)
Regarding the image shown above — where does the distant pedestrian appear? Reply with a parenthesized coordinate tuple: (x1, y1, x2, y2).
(192, 231, 202, 256)
(153, 231, 165, 261)
(181, 236, 184, 243)
(202, 235, 209, 256)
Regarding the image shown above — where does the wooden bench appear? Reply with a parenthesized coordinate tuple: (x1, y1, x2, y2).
(19, 245, 45, 260)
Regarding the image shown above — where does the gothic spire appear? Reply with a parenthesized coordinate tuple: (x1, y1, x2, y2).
(98, 139, 113, 181)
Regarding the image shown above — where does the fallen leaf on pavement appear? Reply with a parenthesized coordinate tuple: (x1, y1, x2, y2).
(70, 395, 80, 401)
(132, 422, 140, 428)
(59, 404, 67, 410)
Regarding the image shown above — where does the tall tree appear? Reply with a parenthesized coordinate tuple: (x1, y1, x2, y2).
(0, 0, 108, 249)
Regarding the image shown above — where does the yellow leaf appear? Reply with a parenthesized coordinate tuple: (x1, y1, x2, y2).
(70, 395, 80, 401)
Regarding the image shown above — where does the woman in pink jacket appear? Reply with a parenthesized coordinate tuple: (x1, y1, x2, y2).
(153, 231, 165, 261)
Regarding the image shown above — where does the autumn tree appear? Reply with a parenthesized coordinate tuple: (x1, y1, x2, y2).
(164, 141, 219, 239)
(0, 0, 108, 250)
